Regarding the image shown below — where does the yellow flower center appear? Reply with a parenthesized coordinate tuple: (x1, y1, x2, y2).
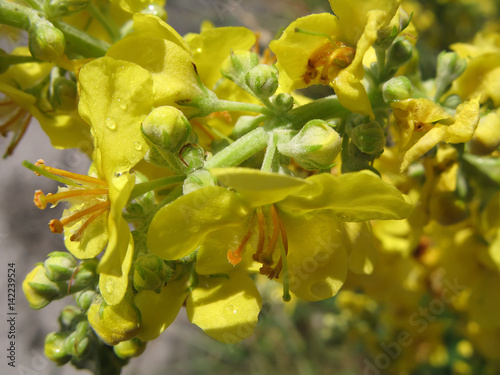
(31, 160, 110, 241)
(302, 41, 355, 85)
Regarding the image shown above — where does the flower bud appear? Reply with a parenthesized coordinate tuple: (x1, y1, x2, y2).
(183, 169, 217, 195)
(142, 106, 191, 153)
(221, 50, 259, 85)
(435, 51, 467, 100)
(43, 0, 90, 19)
(64, 320, 91, 358)
(385, 37, 413, 72)
(44, 251, 77, 282)
(179, 144, 205, 173)
(88, 299, 141, 346)
(441, 94, 462, 109)
(45, 332, 71, 365)
(29, 20, 65, 62)
(382, 76, 412, 103)
(470, 111, 500, 156)
(278, 119, 341, 170)
(70, 259, 98, 291)
(133, 254, 172, 292)
(245, 64, 279, 99)
(349, 121, 386, 155)
(113, 338, 146, 359)
(23, 264, 67, 309)
(50, 77, 77, 111)
(273, 93, 294, 112)
(75, 290, 98, 311)
(59, 305, 83, 330)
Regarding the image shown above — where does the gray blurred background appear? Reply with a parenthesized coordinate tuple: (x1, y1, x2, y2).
(0, 1, 333, 374)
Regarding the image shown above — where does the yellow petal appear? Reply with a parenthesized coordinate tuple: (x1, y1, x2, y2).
(186, 272, 262, 343)
(343, 221, 377, 275)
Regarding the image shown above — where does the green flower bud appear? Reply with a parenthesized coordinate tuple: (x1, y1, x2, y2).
(142, 106, 191, 153)
(183, 169, 217, 194)
(278, 119, 341, 170)
(133, 254, 172, 292)
(435, 51, 467, 101)
(59, 305, 84, 330)
(75, 290, 98, 311)
(382, 76, 412, 103)
(221, 50, 259, 86)
(70, 259, 98, 292)
(43, 0, 90, 19)
(245, 64, 279, 99)
(44, 251, 77, 282)
(23, 264, 67, 309)
(273, 93, 294, 112)
(29, 20, 65, 62)
(45, 332, 71, 365)
(64, 320, 91, 358)
(50, 77, 77, 111)
(349, 121, 386, 155)
(441, 94, 462, 109)
(179, 144, 205, 173)
(113, 338, 146, 359)
(386, 37, 413, 72)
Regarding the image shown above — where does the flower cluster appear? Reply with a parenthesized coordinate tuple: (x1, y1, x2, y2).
(1, 0, 499, 373)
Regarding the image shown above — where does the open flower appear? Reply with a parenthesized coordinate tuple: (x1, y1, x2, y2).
(147, 168, 412, 303)
(391, 96, 481, 171)
(270, 0, 401, 117)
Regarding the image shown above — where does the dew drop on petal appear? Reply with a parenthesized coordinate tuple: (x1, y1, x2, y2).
(134, 142, 143, 151)
(105, 118, 117, 131)
(105, 280, 114, 294)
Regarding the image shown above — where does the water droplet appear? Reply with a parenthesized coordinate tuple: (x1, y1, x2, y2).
(105, 280, 114, 294)
(134, 142, 143, 151)
(336, 212, 348, 221)
(105, 118, 117, 131)
(233, 309, 238, 314)
(119, 102, 128, 111)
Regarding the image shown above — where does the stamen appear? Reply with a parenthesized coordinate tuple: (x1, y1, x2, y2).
(49, 201, 110, 233)
(252, 207, 266, 261)
(259, 205, 280, 274)
(3, 113, 31, 158)
(227, 227, 252, 266)
(69, 206, 110, 242)
(34, 160, 108, 186)
(34, 188, 109, 209)
(0, 107, 25, 133)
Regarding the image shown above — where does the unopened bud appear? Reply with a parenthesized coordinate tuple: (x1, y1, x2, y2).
(44, 251, 77, 282)
(179, 144, 205, 173)
(29, 20, 65, 62)
(70, 259, 98, 292)
(59, 305, 83, 330)
(142, 106, 191, 153)
(221, 50, 259, 86)
(386, 37, 413, 73)
(43, 0, 90, 19)
(45, 332, 71, 365)
(435, 51, 467, 100)
(88, 299, 141, 346)
(272, 93, 294, 112)
(75, 290, 98, 311)
(50, 77, 77, 111)
(245, 64, 279, 99)
(133, 254, 172, 292)
(183, 169, 217, 194)
(278, 119, 341, 170)
(23, 264, 67, 309)
(113, 338, 147, 359)
(64, 320, 91, 358)
(349, 121, 386, 155)
(382, 76, 412, 103)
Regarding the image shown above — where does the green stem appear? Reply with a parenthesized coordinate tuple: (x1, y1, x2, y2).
(0, 1, 33, 30)
(261, 132, 278, 172)
(287, 96, 350, 129)
(52, 20, 109, 57)
(128, 175, 186, 203)
(215, 99, 274, 116)
(22, 0, 42, 11)
(204, 127, 268, 169)
(87, 3, 121, 43)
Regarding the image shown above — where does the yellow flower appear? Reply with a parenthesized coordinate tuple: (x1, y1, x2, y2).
(0, 48, 89, 157)
(451, 31, 500, 106)
(391, 96, 480, 171)
(270, 0, 401, 117)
